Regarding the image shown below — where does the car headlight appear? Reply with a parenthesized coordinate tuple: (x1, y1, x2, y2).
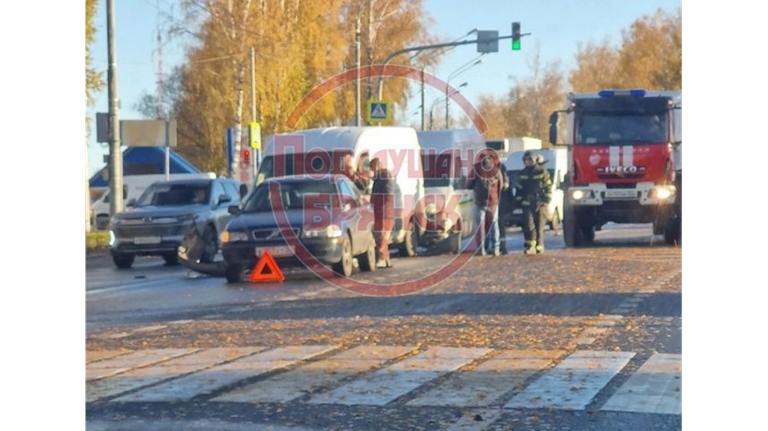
(221, 231, 249, 243)
(572, 190, 586, 200)
(109, 230, 116, 246)
(650, 186, 675, 200)
(303, 225, 343, 238)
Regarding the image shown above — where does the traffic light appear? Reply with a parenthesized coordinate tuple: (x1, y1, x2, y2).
(243, 149, 251, 165)
(512, 22, 521, 51)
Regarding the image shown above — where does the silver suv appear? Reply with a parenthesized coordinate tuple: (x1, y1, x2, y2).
(109, 178, 243, 269)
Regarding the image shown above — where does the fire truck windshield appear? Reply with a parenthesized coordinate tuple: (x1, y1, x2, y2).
(576, 112, 668, 145)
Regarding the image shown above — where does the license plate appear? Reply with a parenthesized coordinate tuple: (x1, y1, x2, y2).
(134, 236, 161, 244)
(605, 189, 636, 199)
(255, 246, 292, 258)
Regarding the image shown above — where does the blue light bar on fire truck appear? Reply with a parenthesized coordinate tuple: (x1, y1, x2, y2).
(598, 89, 646, 98)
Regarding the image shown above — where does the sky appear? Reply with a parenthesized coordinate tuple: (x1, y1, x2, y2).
(87, 0, 682, 176)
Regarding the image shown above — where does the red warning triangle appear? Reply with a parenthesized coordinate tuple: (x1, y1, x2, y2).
(249, 251, 285, 283)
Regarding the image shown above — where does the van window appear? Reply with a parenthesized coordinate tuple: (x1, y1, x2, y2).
(422, 153, 461, 188)
(223, 182, 241, 203)
(212, 182, 227, 204)
(102, 185, 129, 203)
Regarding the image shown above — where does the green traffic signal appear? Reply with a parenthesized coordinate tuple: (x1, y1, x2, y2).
(512, 22, 521, 51)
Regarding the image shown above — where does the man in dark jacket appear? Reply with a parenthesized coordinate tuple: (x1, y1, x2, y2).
(515, 151, 553, 254)
(468, 153, 505, 256)
(370, 158, 395, 268)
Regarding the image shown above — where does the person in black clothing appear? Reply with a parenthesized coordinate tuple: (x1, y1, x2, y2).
(514, 151, 553, 254)
(370, 157, 395, 268)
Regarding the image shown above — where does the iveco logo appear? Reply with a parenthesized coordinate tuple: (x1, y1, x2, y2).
(600, 165, 642, 173)
(265, 230, 281, 240)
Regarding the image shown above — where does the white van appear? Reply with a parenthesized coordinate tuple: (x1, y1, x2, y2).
(257, 127, 425, 256)
(502, 149, 567, 228)
(91, 173, 216, 230)
(417, 129, 486, 253)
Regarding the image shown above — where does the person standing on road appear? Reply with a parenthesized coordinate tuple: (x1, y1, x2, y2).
(370, 157, 395, 268)
(515, 151, 553, 254)
(468, 153, 505, 256)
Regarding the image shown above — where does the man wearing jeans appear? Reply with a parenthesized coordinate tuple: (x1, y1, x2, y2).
(468, 153, 504, 256)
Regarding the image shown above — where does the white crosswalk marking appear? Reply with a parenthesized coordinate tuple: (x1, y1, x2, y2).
(504, 350, 635, 410)
(87, 348, 196, 381)
(113, 345, 337, 402)
(87, 347, 266, 402)
(407, 350, 563, 407)
(602, 353, 681, 415)
(86, 350, 131, 364)
(213, 346, 415, 403)
(87, 345, 681, 417)
(308, 347, 490, 406)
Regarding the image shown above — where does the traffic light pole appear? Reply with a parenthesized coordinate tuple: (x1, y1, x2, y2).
(376, 32, 530, 100)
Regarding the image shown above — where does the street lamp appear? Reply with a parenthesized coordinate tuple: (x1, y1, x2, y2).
(408, 29, 478, 130)
(430, 82, 467, 129)
(446, 55, 484, 129)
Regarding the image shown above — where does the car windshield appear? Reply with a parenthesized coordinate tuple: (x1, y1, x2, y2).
(136, 183, 210, 207)
(243, 180, 338, 213)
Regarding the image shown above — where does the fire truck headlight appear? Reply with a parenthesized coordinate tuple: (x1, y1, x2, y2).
(651, 186, 675, 200)
(656, 188, 671, 200)
(572, 190, 586, 200)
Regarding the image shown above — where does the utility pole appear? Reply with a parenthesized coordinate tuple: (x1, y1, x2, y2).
(85, 103, 91, 233)
(250, 46, 259, 171)
(107, 0, 123, 215)
(355, 13, 362, 127)
(420, 67, 426, 130)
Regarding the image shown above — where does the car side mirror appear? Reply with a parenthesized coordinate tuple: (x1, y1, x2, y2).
(126, 198, 137, 208)
(218, 194, 232, 206)
(228, 205, 241, 216)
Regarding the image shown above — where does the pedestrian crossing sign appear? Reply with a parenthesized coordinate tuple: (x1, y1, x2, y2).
(366, 100, 391, 124)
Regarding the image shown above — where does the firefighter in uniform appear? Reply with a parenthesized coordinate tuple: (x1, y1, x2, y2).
(514, 151, 553, 254)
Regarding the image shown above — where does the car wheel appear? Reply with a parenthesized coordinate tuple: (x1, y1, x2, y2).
(225, 264, 244, 284)
(359, 237, 377, 272)
(112, 252, 135, 269)
(398, 221, 418, 257)
(162, 252, 179, 266)
(333, 233, 353, 277)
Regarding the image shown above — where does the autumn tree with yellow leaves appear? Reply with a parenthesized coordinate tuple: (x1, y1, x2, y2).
(86, 0, 104, 120)
(570, 8, 681, 92)
(479, 8, 681, 146)
(158, 0, 438, 172)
